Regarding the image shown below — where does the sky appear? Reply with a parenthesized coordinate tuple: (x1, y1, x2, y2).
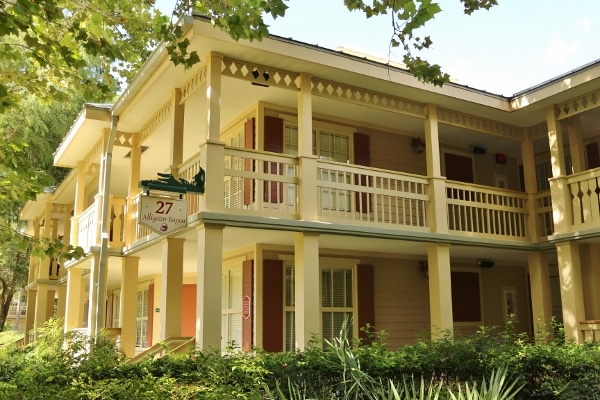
(158, 1, 600, 96)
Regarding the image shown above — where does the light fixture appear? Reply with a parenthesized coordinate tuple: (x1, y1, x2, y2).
(419, 261, 429, 279)
(478, 259, 495, 268)
(471, 145, 487, 154)
(412, 137, 425, 154)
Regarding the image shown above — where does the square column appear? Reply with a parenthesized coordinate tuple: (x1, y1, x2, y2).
(56, 284, 67, 321)
(294, 232, 320, 350)
(528, 252, 553, 341)
(24, 289, 36, 343)
(86, 253, 101, 334)
(120, 257, 139, 357)
(556, 241, 586, 343)
(64, 268, 83, 331)
(427, 243, 453, 339)
(160, 238, 185, 340)
(196, 224, 224, 350)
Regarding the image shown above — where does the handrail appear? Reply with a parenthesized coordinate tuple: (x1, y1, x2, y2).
(126, 337, 193, 364)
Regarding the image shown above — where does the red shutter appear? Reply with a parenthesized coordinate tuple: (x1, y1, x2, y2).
(147, 284, 154, 347)
(244, 118, 255, 205)
(262, 259, 283, 352)
(357, 264, 375, 342)
(353, 133, 371, 213)
(264, 116, 284, 203)
(242, 260, 254, 352)
(180, 285, 197, 337)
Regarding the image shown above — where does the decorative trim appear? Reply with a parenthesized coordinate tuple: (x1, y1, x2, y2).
(438, 108, 524, 140)
(311, 77, 427, 119)
(82, 140, 103, 173)
(556, 89, 600, 120)
(529, 122, 548, 141)
(180, 62, 208, 104)
(221, 57, 299, 90)
(139, 100, 173, 142)
(114, 131, 134, 148)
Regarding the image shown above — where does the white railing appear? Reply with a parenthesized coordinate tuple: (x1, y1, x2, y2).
(223, 147, 299, 216)
(534, 191, 554, 238)
(446, 181, 529, 240)
(567, 168, 600, 230)
(77, 197, 126, 249)
(317, 161, 429, 229)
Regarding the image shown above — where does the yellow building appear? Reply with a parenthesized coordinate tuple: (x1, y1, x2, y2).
(20, 16, 600, 357)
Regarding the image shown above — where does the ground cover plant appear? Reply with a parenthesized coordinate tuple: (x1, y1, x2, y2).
(0, 319, 599, 399)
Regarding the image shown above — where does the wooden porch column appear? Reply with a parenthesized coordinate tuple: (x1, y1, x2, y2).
(294, 232, 320, 350)
(425, 105, 448, 233)
(528, 252, 553, 341)
(196, 224, 224, 350)
(297, 73, 318, 221)
(71, 162, 87, 247)
(197, 53, 225, 213)
(86, 253, 101, 334)
(556, 241, 586, 343)
(567, 115, 585, 173)
(427, 243, 453, 338)
(580, 244, 600, 319)
(169, 89, 185, 176)
(64, 268, 83, 330)
(546, 106, 571, 234)
(160, 238, 185, 340)
(120, 257, 139, 358)
(125, 134, 141, 246)
(24, 289, 36, 343)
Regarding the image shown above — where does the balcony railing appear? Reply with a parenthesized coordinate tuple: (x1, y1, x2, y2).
(446, 181, 529, 240)
(534, 190, 553, 238)
(77, 197, 126, 250)
(567, 168, 600, 230)
(317, 161, 429, 229)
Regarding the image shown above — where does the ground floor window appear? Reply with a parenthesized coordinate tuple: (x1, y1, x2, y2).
(284, 261, 355, 350)
(222, 267, 243, 349)
(136, 289, 149, 348)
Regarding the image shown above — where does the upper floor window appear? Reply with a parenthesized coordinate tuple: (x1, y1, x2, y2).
(283, 122, 351, 163)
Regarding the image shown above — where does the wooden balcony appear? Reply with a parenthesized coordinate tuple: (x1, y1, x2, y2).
(76, 196, 126, 250)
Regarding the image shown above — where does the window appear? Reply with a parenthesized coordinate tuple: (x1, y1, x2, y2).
(502, 287, 517, 322)
(222, 267, 243, 349)
(224, 131, 246, 209)
(284, 262, 355, 350)
(535, 156, 572, 191)
(113, 293, 121, 328)
(313, 130, 350, 163)
(136, 289, 149, 348)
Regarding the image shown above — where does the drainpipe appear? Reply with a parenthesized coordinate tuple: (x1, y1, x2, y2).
(94, 114, 119, 338)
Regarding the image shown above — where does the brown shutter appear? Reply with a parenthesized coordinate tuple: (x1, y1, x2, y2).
(587, 142, 600, 169)
(353, 133, 371, 213)
(147, 284, 154, 347)
(181, 285, 197, 337)
(262, 259, 283, 352)
(244, 118, 255, 205)
(242, 260, 254, 352)
(357, 264, 375, 342)
(264, 116, 284, 203)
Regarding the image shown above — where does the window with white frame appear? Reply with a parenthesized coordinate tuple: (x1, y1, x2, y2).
(136, 289, 149, 348)
(222, 267, 243, 349)
(284, 261, 355, 350)
(224, 131, 246, 209)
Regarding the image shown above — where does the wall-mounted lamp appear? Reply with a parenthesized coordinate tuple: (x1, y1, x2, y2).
(419, 261, 429, 279)
(413, 137, 425, 154)
(477, 259, 495, 268)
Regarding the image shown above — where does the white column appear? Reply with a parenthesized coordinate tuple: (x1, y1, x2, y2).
(294, 232, 320, 349)
(195, 224, 224, 350)
(427, 243, 453, 338)
(425, 105, 448, 234)
(557, 241, 585, 343)
(160, 238, 184, 340)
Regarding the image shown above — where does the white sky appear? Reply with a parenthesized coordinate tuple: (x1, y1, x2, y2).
(158, 0, 600, 96)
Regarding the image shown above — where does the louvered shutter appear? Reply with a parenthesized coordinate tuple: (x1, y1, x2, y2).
(242, 260, 254, 351)
(264, 116, 284, 203)
(353, 133, 371, 213)
(357, 264, 375, 342)
(262, 259, 283, 352)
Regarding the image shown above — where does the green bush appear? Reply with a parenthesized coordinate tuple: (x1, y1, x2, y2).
(1, 318, 600, 399)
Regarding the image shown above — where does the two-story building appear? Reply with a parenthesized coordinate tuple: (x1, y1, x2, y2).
(19, 15, 600, 357)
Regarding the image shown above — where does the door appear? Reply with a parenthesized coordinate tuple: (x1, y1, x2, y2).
(444, 152, 474, 183)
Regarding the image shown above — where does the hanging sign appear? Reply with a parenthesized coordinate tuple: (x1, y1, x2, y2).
(138, 195, 188, 235)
